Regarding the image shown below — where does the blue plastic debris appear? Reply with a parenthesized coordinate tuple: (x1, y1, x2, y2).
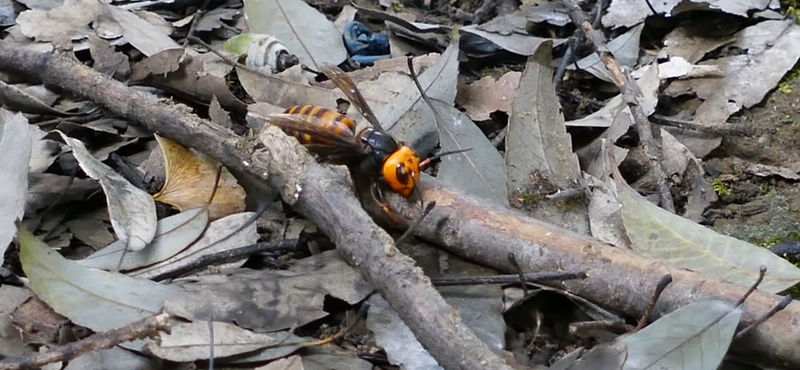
(343, 21, 391, 66)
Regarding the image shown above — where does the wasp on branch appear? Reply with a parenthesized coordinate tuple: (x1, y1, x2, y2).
(267, 59, 467, 238)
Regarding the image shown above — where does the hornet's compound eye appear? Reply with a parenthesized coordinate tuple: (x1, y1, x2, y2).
(381, 146, 420, 197)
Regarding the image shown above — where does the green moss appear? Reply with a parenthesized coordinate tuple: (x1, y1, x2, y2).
(710, 178, 732, 197)
(778, 65, 800, 94)
(391, 1, 404, 11)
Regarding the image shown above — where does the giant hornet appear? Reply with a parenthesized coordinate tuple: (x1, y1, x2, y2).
(267, 60, 467, 235)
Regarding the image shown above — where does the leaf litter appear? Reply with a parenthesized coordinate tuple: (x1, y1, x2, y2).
(3, 0, 800, 368)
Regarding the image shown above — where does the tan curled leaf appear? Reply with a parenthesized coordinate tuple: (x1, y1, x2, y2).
(618, 183, 800, 293)
(153, 135, 246, 220)
(56, 130, 157, 251)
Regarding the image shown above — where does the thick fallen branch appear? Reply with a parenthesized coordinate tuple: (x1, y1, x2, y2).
(375, 178, 800, 368)
(0, 47, 513, 370)
(0, 312, 170, 370)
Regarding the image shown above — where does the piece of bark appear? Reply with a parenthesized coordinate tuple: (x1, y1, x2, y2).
(0, 47, 514, 370)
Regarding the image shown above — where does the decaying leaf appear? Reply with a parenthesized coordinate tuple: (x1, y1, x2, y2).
(617, 180, 800, 293)
(130, 211, 258, 280)
(659, 27, 737, 64)
(65, 212, 116, 250)
(622, 300, 741, 370)
(65, 347, 160, 370)
(106, 5, 181, 57)
(603, 0, 779, 29)
(506, 42, 586, 233)
(132, 50, 248, 113)
(568, 62, 661, 129)
(16, 0, 107, 43)
(24, 173, 100, 215)
(585, 172, 629, 248)
(17, 225, 183, 350)
(164, 250, 372, 332)
(0, 285, 30, 357)
(144, 321, 303, 362)
(153, 135, 246, 220)
(461, 24, 566, 57)
(573, 63, 659, 172)
(78, 208, 209, 271)
(434, 101, 509, 206)
(693, 20, 800, 124)
(28, 124, 64, 173)
(0, 109, 32, 267)
(659, 130, 717, 222)
(455, 71, 521, 122)
(0, 80, 77, 116)
(56, 130, 157, 252)
(367, 295, 442, 370)
(571, 23, 644, 82)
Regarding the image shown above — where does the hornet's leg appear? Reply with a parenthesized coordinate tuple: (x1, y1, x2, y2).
(370, 181, 406, 225)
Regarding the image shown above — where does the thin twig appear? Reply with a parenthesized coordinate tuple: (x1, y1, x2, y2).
(430, 270, 587, 286)
(183, 0, 213, 48)
(0, 313, 170, 370)
(634, 274, 673, 331)
(650, 114, 756, 136)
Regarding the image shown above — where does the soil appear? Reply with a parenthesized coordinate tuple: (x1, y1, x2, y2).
(705, 75, 800, 246)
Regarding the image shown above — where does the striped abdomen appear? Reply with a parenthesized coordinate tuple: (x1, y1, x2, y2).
(283, 105, 356, 144)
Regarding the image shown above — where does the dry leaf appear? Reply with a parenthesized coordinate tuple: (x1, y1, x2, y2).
(17, 225, 183, 351)
(0, 109, 31, 267)
(56, 130, 157, 252)
(153, 135, 246, 220)
(456, 71, 521, 121)
(618, 180, 800, 293)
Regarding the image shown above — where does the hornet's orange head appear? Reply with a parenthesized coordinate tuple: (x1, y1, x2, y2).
(381, 146, 420, 197)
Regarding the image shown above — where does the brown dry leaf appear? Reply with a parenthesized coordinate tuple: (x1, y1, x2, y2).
(456, 71, 521, 121)
(10, 296, 67, 345)
(129, 48, 186, 83)
(88, 34, 130, 79)
(16, 0, 107, 42)
(153, 135, 246, 220)
(0, 285, 31, 357)
(136, 50, 248, 113)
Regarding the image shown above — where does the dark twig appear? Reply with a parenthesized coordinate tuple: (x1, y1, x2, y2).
(507, 253, 529, 296)
(183, 0, 213, 48)
(734, 295, 793, 341)
(650, 114, 756, 136)
(561, 0, 675, 213)
(430, 271, 587, 286)
(0, 313, 170, 370)
(634, 274, 673, 331)
(150, 239, 298, 281)
(733, 266, 766, 307)
(553, 30, 583, 89)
